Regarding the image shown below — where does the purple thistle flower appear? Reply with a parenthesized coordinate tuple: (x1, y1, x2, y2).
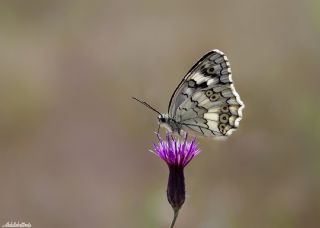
(151, 132, 201, 228)
(152, 133, 201, 168)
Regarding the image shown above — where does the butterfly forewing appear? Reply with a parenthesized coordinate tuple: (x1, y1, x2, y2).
(169, 49, 244, 138)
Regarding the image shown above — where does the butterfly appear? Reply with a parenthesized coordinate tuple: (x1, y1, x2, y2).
(133, 49, 244, 139)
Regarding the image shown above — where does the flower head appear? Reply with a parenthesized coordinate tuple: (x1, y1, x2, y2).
(151, 132, 201, 227)
(152, 133, 201, 168)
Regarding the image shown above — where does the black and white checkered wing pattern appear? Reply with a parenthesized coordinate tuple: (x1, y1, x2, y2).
(168, 49, 244, 138)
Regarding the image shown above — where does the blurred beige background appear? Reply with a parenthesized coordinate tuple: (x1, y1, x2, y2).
(0, 1, 319, 227)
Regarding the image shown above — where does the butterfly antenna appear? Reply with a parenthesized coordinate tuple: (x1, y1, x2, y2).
(132, 97, 162, 116)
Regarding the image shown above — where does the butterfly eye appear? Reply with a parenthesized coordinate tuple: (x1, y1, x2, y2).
(209, 94, 220, 101)
(205, 90, 213, 97)
(219, 114, 229, 123)
(221, 105, 229, 113)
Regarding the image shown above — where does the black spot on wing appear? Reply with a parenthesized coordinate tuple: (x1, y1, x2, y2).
(196, 81, 210, 89)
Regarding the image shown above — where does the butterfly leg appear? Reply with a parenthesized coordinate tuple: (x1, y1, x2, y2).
(157, 124, 160, 134)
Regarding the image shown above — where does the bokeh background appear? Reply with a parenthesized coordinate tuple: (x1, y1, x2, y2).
(0, 1, 319, 227)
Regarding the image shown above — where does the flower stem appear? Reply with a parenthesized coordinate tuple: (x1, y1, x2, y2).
(170, 208, 179, 228)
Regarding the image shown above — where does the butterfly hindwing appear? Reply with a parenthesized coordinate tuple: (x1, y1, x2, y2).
(176, 90, 242, 137)
(169, 49, 244, 137)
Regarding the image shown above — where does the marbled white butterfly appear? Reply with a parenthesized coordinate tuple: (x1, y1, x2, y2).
(133, 49, 244, 139)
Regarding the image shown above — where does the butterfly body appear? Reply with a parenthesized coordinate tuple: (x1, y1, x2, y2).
(135, 49, 244, 139)
(158, 114, 183, 134)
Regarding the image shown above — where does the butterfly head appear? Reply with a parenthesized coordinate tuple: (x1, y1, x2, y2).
(158, 114, 167, 123)
(158, 113, 182, 134)
(158, 113, 169, 124)
(157, 113, 172, 132)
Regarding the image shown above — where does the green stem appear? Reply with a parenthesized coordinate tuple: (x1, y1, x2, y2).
(170, 209, 179, 228)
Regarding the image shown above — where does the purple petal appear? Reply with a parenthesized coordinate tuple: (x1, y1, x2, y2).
(151, 132, 201, 167)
